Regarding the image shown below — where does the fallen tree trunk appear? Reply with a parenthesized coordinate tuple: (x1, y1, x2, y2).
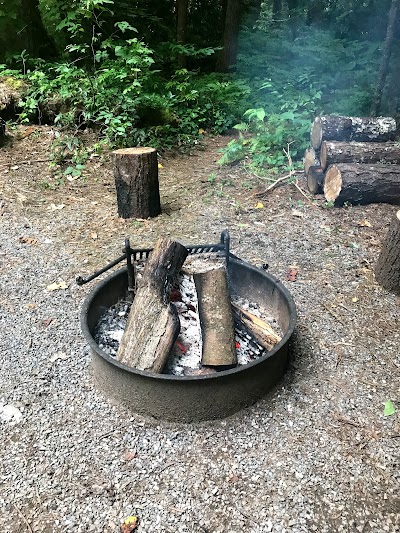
(304, 147, 320, 176)
(375, 209, 400, 294)
(311, 116, 397, 150)
(194, 267, 237, 368)
(320, 140, 400, 170)
(306, 165, 325, 194)
(324, 163, 400, 206)
(117, 238, 188, 372)
(112, 147, 161, 219)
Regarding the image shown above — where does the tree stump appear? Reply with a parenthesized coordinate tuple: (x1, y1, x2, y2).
(324, 163, 400, 206)
(375, 210, 400, 294)
(320, 140, 400, 170)
(112, 147, 161, 219)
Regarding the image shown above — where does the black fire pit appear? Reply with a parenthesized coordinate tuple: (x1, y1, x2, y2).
(80, 237, 297, 422)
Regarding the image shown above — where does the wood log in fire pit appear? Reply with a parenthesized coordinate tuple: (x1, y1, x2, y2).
(112, 147, 161, 219)
(320, 140, 400, 170)
(232, 303, 281, 351)
(311, 116, 397, 150)
(323, 163, 400, 206)
(116, 238, 188, 372)
(194, 266, 237, 368)
(375, 209, 400, 294)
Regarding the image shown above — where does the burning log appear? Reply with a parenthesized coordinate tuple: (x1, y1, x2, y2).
(232, 303, 281, 351)
(320, 140, 400, 170)
(311, 116, 397, 150)
(116, 238, 188, 372)
(375, 209, 400, 294)
(304, 147, 320, 176)
(194, 266, 237, 368)
(324, 163, 400, 206)
(112, 147, 161, 219)
(306, 165, 325, 194)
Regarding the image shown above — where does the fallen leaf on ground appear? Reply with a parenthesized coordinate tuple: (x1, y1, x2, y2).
(120, 516, 138, 533)
(48, 203, 65, 211)
(50, 352, 69, 363)
(158, 163, 164, 169)
(255, 202, 264, 209)
(198, 128, 205, 134)
(124, 450, 137, 461)
(358, 219, 372, 227)
(19, 236, 38, 245)
(384, 400, 396, 416)
(0, 404, 23, 423)
(47, 281, 68, 291)
(352, 297, 359, 303)
(41, 317, 53, 327)
(26, 303, 37, 309)
(286, 268, 299, 282)
(291, 209, 304, 218)
(90, 232, 98, 240)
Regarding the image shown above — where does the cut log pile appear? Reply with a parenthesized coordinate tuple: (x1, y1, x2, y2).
(304, 115, 400, 206)
(116, 238, 281, 374)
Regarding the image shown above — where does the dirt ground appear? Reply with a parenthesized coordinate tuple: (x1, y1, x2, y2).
(0, 126, 399, 532)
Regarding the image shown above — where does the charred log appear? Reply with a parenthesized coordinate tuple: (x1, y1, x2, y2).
(116, 238, 188, 372)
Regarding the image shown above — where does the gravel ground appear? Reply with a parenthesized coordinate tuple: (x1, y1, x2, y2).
(0, 128, 399, 532)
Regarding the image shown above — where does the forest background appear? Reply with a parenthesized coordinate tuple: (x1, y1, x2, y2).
(1, 0, 399, 174)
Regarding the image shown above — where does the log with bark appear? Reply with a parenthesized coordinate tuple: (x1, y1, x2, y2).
(306, 165, 325, 194)
(232, 303, 281, 351)
(324, 163, 400, 206)
(375, 209, 400, 294)
(116, 238, 188, 372)
(320, 140, 400, 170)
(112, 147, 161, 219)
(304, 147, 320, 176)
(194, 266, 237, 368)
(311, 116, 397, 150)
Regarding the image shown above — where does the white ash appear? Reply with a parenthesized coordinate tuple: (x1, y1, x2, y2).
(94, 273, 281, 374)
(94, 301, 130, 357)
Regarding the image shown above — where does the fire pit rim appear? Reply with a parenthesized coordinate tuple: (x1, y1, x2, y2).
(80, 256, 297, 381)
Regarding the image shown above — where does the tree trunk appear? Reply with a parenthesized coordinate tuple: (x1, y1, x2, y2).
(304, 147, 320, 176)
(216, 0, 242, 72)
(194, 267, 237, 368)
(176, 0, 189, 68)
(20, 0, 57, 58)
(272, 0, 282, 21)
(371, 0, 400, 116)
(113, 147, 161, 219)
(320, 140, 400, 170)
(307, 165, 325, 194)
(116, 239, 188, 372)
(375, 209, 400, 294)
(324, 163, 400, 206)
(310, 116, 397, 150)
